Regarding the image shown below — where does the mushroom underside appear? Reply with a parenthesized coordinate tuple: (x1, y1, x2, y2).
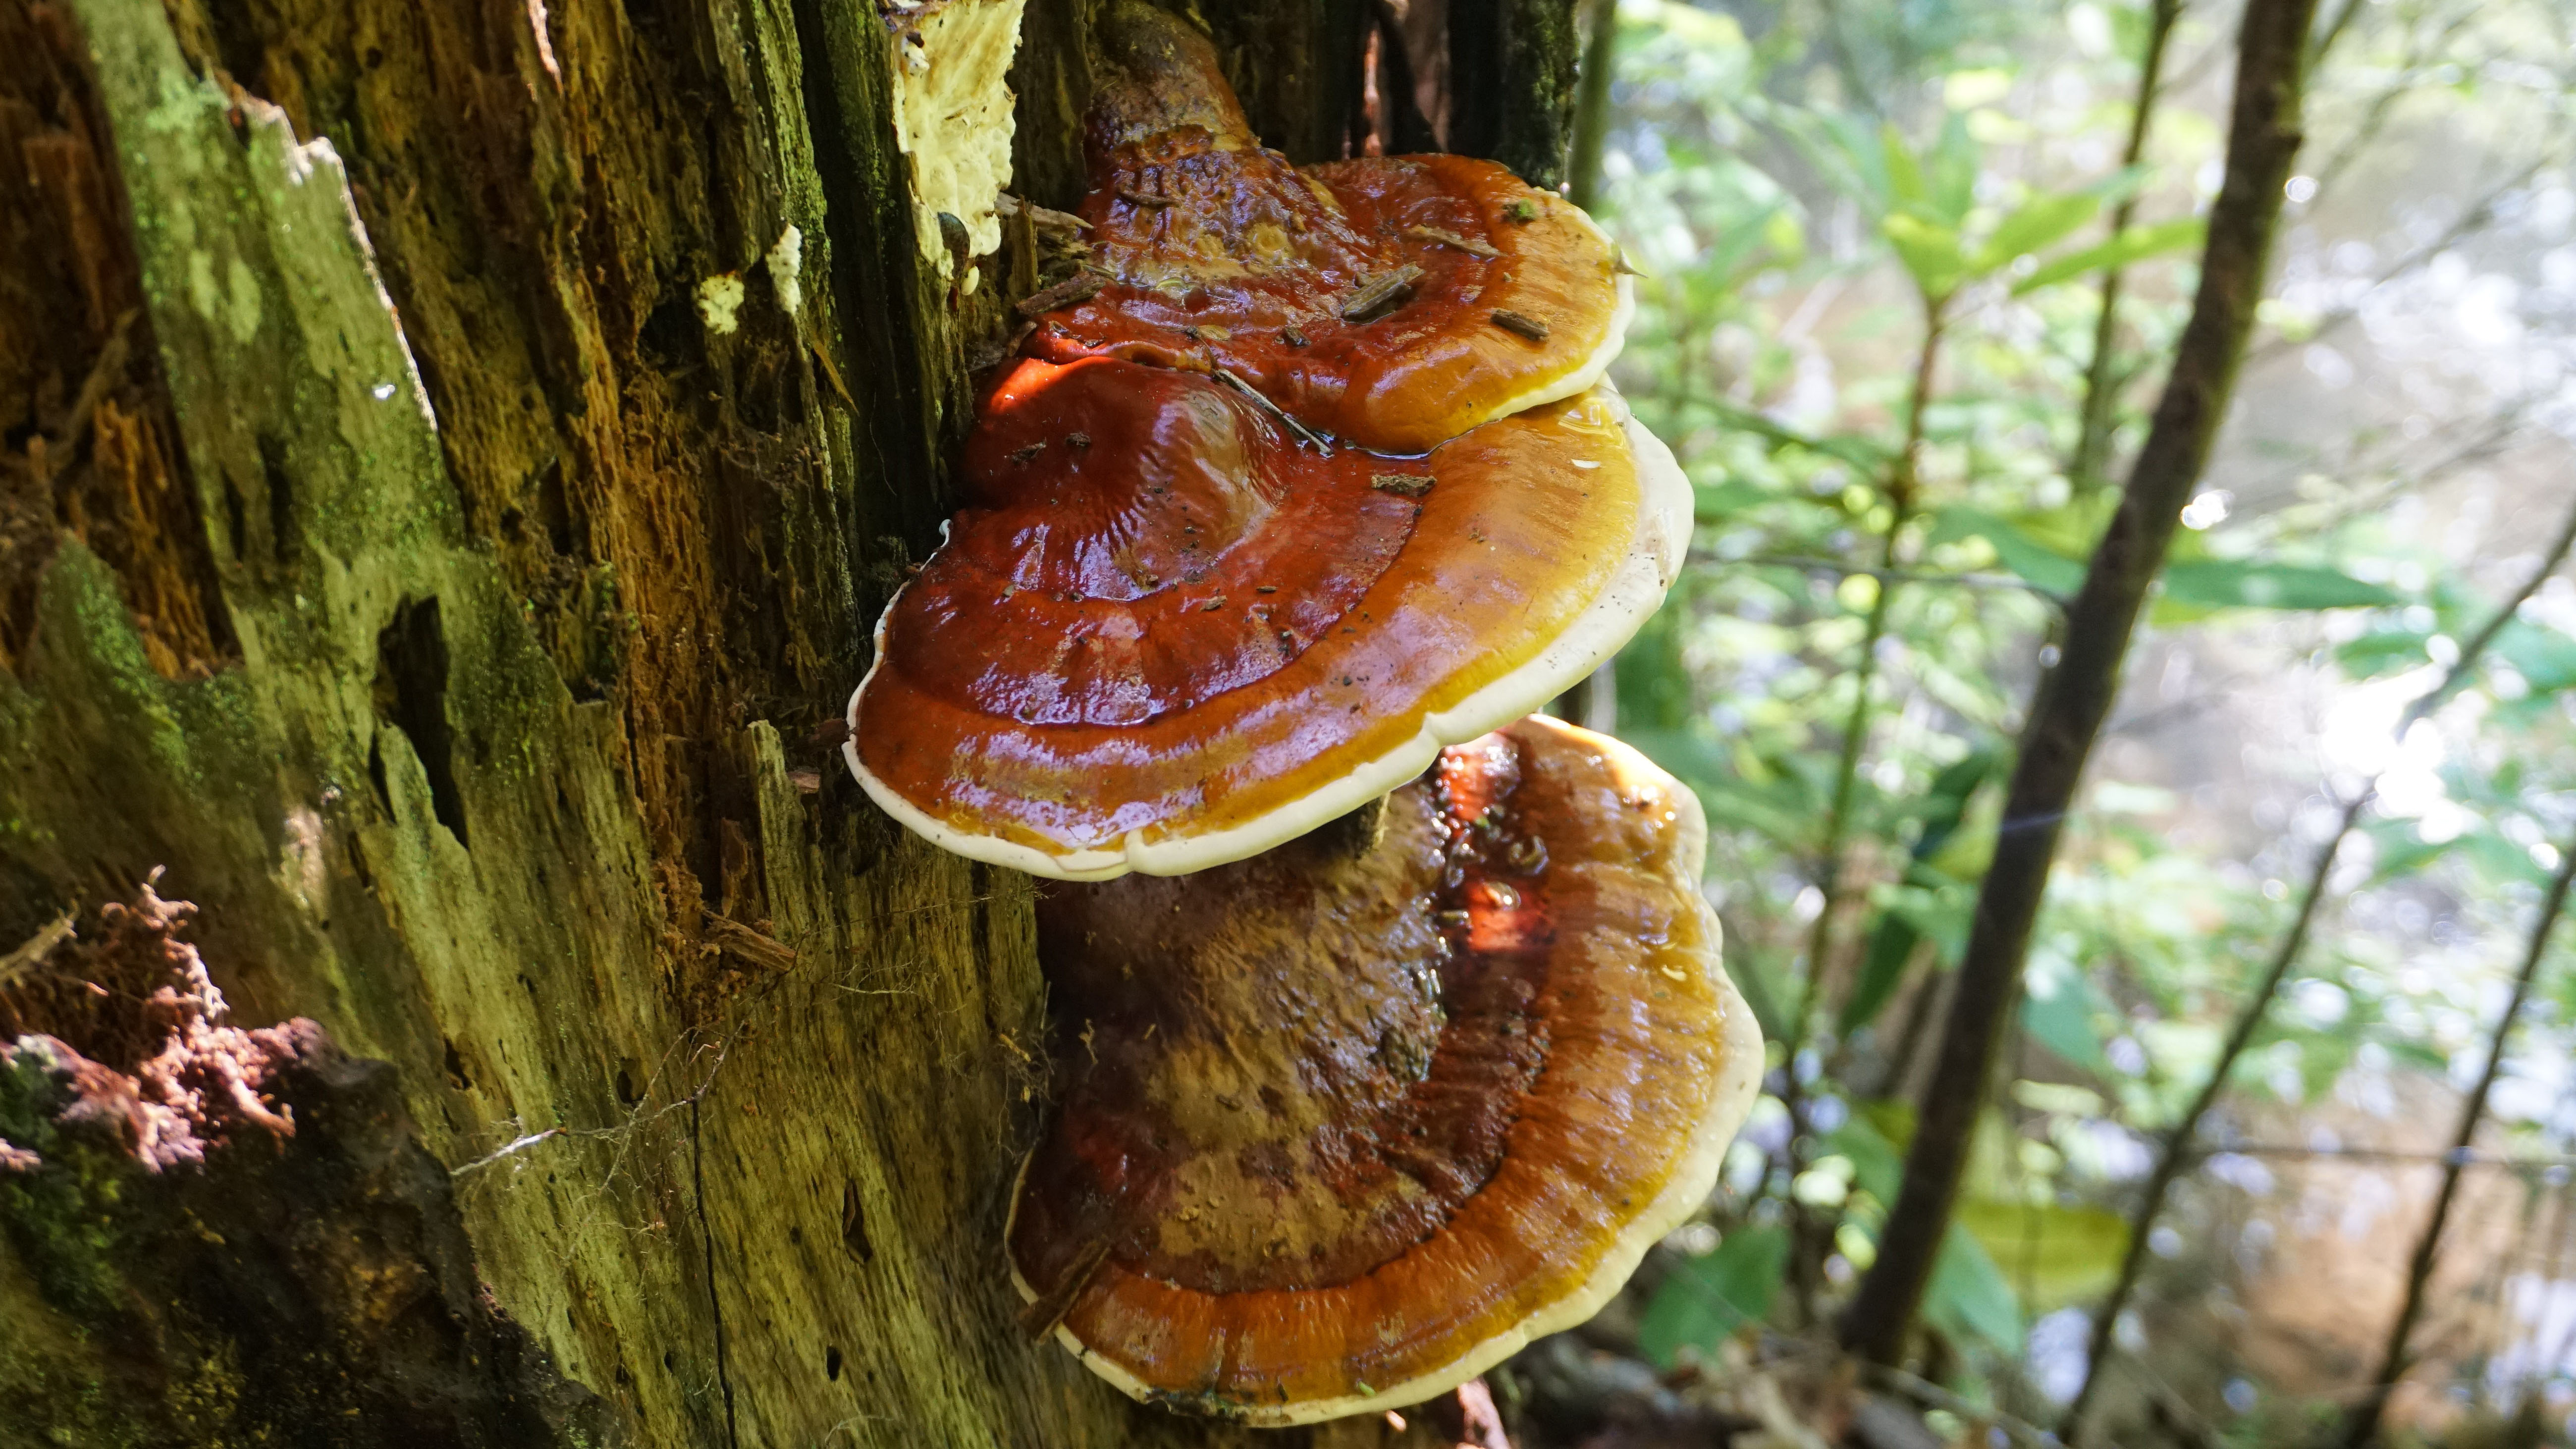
(1007, 716, 1767, 1424)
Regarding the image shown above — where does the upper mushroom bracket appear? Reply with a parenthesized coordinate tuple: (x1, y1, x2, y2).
(844, 355, 1691, 879)
(1007, 715, 1766, 1424)
(1022, 2, 1634, 455)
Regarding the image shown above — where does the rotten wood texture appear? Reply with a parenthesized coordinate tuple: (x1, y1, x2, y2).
(1443, 0, 1580, 190)
(1009, 0, 1370, 211)
(1201, 0, 1372, 164)
(0, 882, 608, 1447)
(1005, 1, 1574, 213)
(1362, 0, 1578, 180)
(0, 1, 229, 681)
(0, 0, 1449, 1444)
(1839, 0, 2320, 1367)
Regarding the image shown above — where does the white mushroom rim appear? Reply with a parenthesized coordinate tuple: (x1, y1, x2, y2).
(1472, 200, 1636, 431)
(844, 390, 1690, 879)
(999, 794, 1766, 1427)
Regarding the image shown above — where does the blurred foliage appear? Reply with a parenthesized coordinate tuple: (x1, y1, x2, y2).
(1569, 0, 2576, 1438)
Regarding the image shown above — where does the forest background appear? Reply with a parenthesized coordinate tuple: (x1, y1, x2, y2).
(2, 0, 2573, 1441)
(1540, 0, 2576, 1442)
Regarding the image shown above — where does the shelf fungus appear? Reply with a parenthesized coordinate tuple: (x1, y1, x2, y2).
(1007, 715, 1765, 1423)
(1024, 2, 1633, 454)
(843, 356, 1689, 879)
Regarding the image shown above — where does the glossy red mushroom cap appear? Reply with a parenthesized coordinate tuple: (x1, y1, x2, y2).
(844, 357, 1689, 878)
(1020, 3, 1634, 455)
(1008, 715, 1766, 1423)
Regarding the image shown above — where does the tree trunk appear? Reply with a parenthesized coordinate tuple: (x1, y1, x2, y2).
(0, 0, 1553, 1443)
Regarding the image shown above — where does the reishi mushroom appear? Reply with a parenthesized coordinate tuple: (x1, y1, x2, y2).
(1024, 2, 1633, 454)
(845, 354, 1689, 878)
(1007, 714, 1765, 1423)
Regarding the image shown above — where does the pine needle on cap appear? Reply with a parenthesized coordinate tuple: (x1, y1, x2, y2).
(1215, 366, 1333, 453)
(1404, 224, 1500, 259)
(1016, 268, 1109, 318)
(1341, 265, 1424, 322)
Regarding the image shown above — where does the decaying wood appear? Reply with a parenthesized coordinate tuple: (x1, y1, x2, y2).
(0, 3, 228, 681)
(0, 879, 607, 1445)
(0, 0, 1455, 1443)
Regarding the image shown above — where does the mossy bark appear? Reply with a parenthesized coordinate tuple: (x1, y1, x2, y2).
(0, 0, 1446, 1444)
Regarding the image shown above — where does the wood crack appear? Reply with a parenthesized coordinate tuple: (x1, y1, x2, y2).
(688, 1097, 742, 1449)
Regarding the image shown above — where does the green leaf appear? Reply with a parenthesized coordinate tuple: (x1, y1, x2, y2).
(1972, 192, 2100, 274)
(1622, 729, 1818, 851)
(1914, 752, 1997, 859)
(1954, 1200, 2131, 1313)
(2023, 952, 2113, 1077)
(1637, 1225, 1791, 1366)
(1839, 749, 2000, 1032)
(1778, 109, 1893, 212)
(2363, 817, 2455, 886)
(1824, 1113, 1909, 1205)
(2011, 217, 2206, 295)
(1883, 213, 1966, 299)
(2495, 618, 2576, 694)
(1858, 1098, 1918, 1152)
(1924, 1221, 2024, 1350)
(1694, 479, 1782, 519)
(1726, 949, 1797, 1045)
(1881, 122, 1928, 205)
(1841, 912, 1924, 1035)
(2337, 629, 2435, 680)
(1926, 111, 1979, 225)
(1762, 207, 1807, 262)
(2161, 560, 2401, 611)
(2454, 828, 2551, 889)
(1701, 398, 1890, 470)
(2084, 162, 2155, 208)
(1929, 506, 2086, 594)
(1925, 784, 2002, 881)
(1698, 777, 1820, 850)
(1613, 607, 1692, 734)
(1885, 877, 1976, 964)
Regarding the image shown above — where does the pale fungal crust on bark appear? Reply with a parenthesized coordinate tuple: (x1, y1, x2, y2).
(889, 0, 1028, 292)
(842, 388, 1692, 880)
(1002, 718, 1768, 1424)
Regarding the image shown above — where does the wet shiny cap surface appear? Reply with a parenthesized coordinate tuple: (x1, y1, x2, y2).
(1008, 715, 1766, 1424)
(846, 358, 1679, 879)
(1028, 3, 1632, 455)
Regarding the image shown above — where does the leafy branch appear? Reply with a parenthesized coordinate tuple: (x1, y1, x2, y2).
(1839, 0, 2324, 1366)
(2338, 826, 2576, 1449)
(2058, 489, 2576, 1441)
(2069, 0, 2183, 495)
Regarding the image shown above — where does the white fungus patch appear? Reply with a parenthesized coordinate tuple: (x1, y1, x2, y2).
(698, 272, 747, 334)
(766, 223, 804, 318)
(887, 0, 1026, 287)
